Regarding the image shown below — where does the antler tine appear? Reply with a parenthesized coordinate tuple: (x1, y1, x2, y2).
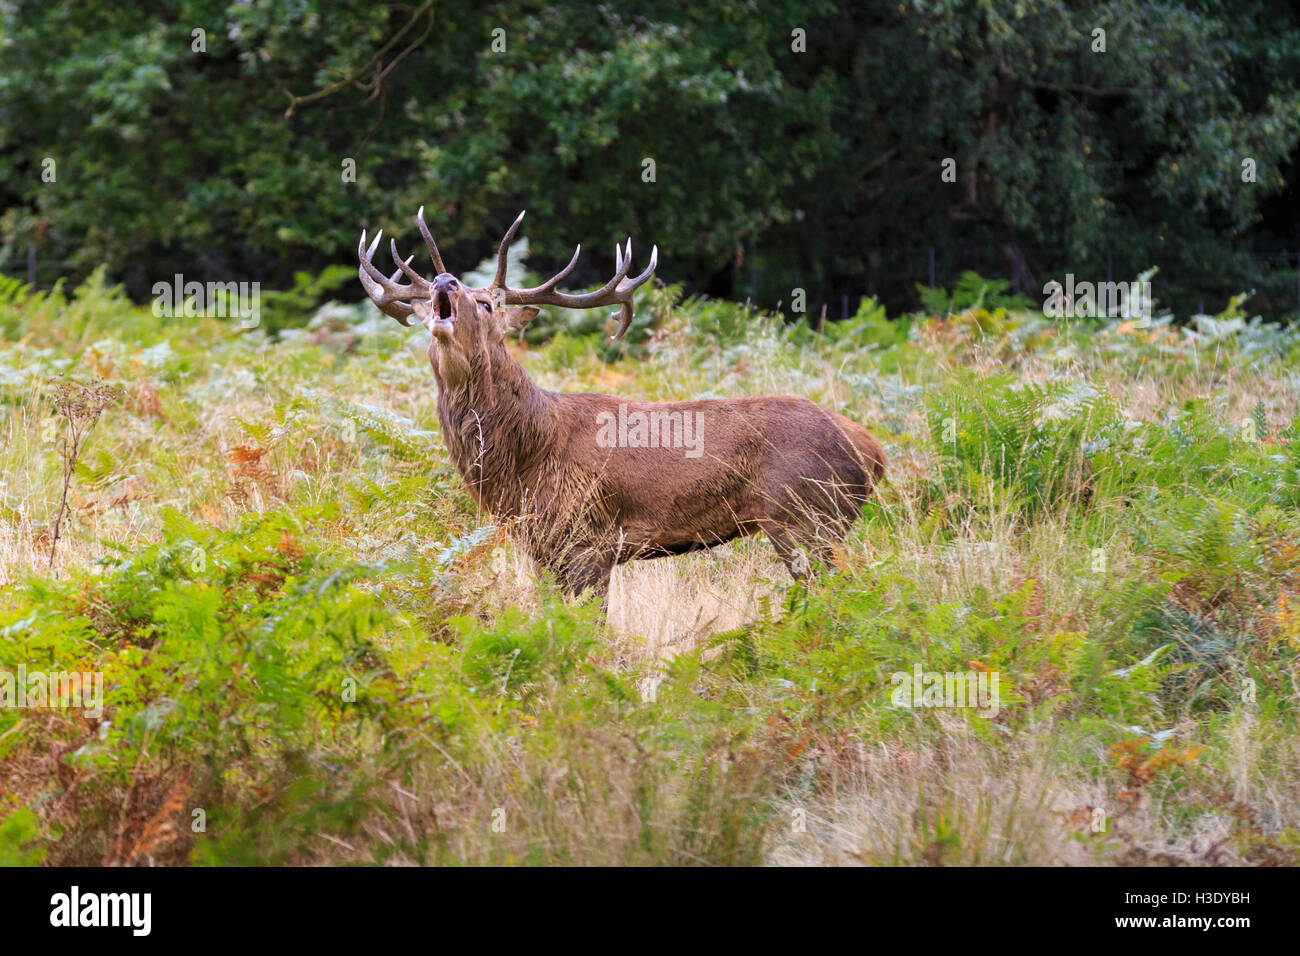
(582, 239, 635, 300)
(610, 303, 635, 341)
(389, 238, 425, 285)
(416, 206, 447, 274)
(609, 244, 658, 340)
(518, 244, 582, 296)
(628, 243, 658, 289)
(553, 244, 583, 289)
(358, 229, 383, 281)
(358, 230, 400, 296)
(356, 227, 422, 327)
(491, 210, 527, 288)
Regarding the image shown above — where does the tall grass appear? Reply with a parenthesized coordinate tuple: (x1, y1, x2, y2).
(0, 267, 1297, 865)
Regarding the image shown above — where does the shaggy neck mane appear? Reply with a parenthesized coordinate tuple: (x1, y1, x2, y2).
(432, 340, 557, 516)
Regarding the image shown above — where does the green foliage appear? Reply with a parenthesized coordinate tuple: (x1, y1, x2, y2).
(258, 266, 355, 334)
(457, 600, 601, 703)
(1, 261, 1299, 865)
(0, 808, 45, 866)
(3, 2, 1300, 316)
(926, 371, 1127, 518)
(918, 271, 1036, 316)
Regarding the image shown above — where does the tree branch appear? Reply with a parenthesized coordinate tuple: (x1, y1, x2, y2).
(282, 0, 435, 118)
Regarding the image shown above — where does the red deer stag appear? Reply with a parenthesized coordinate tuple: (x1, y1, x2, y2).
(358, 209, 886, 602)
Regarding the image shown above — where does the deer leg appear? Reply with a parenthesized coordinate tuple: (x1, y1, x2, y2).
(554, 550, 615, 605)
(763, 525, 820, 580)
(764, 522, 836, 581)
(757, 475, 850, 581)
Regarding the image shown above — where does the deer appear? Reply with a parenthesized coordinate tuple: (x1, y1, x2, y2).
(357, 209, 886, 604)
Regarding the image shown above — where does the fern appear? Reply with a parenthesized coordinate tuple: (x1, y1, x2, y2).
(0, 273, 31, 308)
(1252, 397, 1268, 441)
(336, 403, 434, 463)
(927, 370, 1125, 517)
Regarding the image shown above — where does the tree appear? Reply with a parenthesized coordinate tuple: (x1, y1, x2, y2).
(2, 1, 1297, 318)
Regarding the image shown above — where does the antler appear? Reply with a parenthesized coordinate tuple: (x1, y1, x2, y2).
(358, 207, 658, 340)
(488, 211, 658, 341)
(357, 205, 446, 326)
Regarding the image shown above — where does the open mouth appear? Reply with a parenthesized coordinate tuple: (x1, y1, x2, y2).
(435, 291, 454, 322)
(430, 290, 455, 332)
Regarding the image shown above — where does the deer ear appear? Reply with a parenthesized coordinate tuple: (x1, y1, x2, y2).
(498, 305, 541, 336)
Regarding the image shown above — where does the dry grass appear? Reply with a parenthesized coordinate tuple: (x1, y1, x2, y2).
(2, 282, 1299, 866)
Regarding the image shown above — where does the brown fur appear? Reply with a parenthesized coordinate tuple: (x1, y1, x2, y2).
(414, 283, 887, 602)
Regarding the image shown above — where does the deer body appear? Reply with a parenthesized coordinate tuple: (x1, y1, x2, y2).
(359, 210, 886, 600)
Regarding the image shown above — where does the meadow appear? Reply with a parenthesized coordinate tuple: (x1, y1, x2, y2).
(1, 264, 1298, 866)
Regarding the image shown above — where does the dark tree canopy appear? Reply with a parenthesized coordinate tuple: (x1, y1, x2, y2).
(2, 0, 1298, 317)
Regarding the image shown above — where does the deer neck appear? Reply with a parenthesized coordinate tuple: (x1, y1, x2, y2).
(432, 340, 556, 516)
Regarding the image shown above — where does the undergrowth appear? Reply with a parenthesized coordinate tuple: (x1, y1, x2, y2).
(0, 264, 1297, 865)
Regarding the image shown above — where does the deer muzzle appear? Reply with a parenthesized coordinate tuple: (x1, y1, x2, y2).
(430, 273, 460, 333)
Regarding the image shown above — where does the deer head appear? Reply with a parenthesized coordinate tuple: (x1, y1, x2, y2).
(358, 209, 657, 384)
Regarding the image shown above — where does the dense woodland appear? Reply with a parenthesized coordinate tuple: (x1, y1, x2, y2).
(2, 0, 1299, 317)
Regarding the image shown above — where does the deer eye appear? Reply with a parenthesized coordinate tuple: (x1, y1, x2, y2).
(477, 300, 491, 313)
